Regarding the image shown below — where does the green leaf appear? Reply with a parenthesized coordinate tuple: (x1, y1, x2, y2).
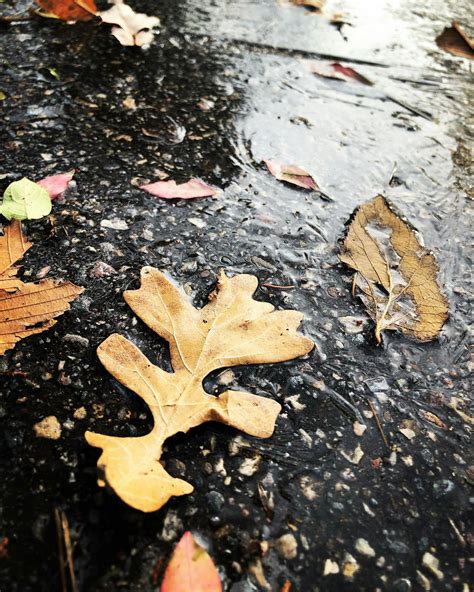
(0, 178, 52, 221)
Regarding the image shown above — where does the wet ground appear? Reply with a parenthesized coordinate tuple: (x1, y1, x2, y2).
(0, 0, 472, 590)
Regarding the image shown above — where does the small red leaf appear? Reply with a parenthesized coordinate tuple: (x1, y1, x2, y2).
(35, 0, 97, 21)
(331, 63, 373, 86)
(161, 532, 222, 592)
(265, 160, 319, 190)
(140, 179, 218, 200)
(37, 171, 75, 200)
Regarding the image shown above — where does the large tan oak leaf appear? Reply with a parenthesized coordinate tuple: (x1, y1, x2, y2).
(86, 267, 314, 512)
(0, 220, 83, 355)
(339, 195, 448, 343)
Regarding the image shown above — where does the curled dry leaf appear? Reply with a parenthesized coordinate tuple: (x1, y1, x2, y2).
(436, 21, 474, 60)
(265, 161, 319, 191)
(35, 0, 97, 21)
(331, 63, 373, 86)
(99, 0, 160, 47)
(0, 221, 83, 355)
(161, 532, 222, 592)
(290, 0, 325, 12)
(312, 63, 372, 86)
(140, 178, 218, 200)
(339, 195, 448, 344)
(86, 267, 313, 512)
(37, 171, 75, 200)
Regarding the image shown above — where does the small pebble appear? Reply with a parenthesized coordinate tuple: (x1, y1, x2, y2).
(342, 553, 359, 579)
(341, 443, 364, 465)
(422, 552, 444, 580)
(73, 407, 87, 420)
(399, 428, 416, 440)
(275, 533, 298, 560)
(238, 455, 261, 476)
(323, 559, 339, 575)
(91, 261, 117, 278)
(353, 421, 367, 436)
(34, 416, 61, 440)
(355, 538, 376, 557)
(100, 218, 129, 230)
(63, 334, 90, 349)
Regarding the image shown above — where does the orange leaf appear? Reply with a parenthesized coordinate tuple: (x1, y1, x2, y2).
(161, 532, 222, 592)
(0, 220, 32, 276)
(35, 0, 97, 21)
(0, 220, 83, 355)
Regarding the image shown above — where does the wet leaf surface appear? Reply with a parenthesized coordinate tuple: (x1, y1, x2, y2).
(86, 267, 313, 511)
(339, 195, 448, 343)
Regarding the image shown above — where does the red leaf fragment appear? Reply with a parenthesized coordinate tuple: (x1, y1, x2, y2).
(37, 171, 75, 200)
(0, 537, 8, 559)
(161, 531, 222, 592)
(140, 178, 218, 200)
(331, 63, 373, 86)
(265, 160, 319, 190)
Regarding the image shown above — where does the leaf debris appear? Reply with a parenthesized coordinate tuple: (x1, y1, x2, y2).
(436, 21, 474, 60)
(99, 0, 160, 47)
(0, 220, 83, 355)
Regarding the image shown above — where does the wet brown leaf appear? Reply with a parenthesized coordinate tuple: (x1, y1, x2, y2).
(86, 267, 314, 512)
(436, 21, 474, 60)
(339, 196, 448, 343)
(0, 220, 83, 355)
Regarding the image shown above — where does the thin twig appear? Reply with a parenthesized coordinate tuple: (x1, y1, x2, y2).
(448, 518, 466, 547)
(367, 399, 390, 449)
(54, 508, 77, 592)
(0, 14, 32, 22)
(54, 509, 67, 592)
(262, 283, 295, 290)
(351, 272, 358, 297)
(61, 511, 77, 592)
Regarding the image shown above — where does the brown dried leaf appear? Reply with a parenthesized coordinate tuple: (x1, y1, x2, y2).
(339, 195, 448, 343)
(290, 0, 325, 12)
(436, 21, 474, 60)
(0, 220, 83, 355)
(86, 267, 314, 512)
(0, 220, 32, 276)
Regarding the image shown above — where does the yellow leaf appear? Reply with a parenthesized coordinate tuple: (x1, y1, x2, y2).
(86, 267, 314, 512)
(0, 220, 83, 355)
(339, 195, 448, 343)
